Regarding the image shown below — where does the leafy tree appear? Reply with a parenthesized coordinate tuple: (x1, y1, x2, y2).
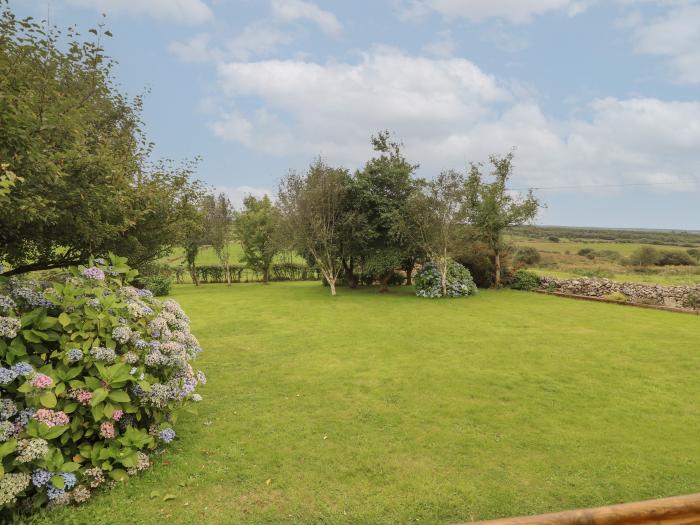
(406, 170, 467, 296)
(353, 131, 421, 292)
(464, 153, 540, 287)
(234, 195, 281, 284)
(0, 4, 201, 275)
(179, 192, 208, 286)
(628, 246, 660, 268)
(204, 193, 235, 285)
(278, 159, 351, 296)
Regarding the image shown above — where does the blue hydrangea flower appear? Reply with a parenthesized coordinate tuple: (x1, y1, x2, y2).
(32, 469, 52, 488)
(58, 472, 76, 490)
(11, 362, 33, 377)
(158, 428, 176, 443)
(196, 371, 207, 385)
(0, 367, 18, 385)
(0, 295, 16, 312)
(46, 484, 65, 500)
(66, 348, 83, 363)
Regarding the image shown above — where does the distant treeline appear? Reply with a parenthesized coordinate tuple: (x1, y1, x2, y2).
(515, 226, 700, 247)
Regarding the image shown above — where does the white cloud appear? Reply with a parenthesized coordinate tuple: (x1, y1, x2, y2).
(630, 2, 700, 84)
(270, 0, 342, 35)
(227, 22, 294, 61)
(397, 0, 591, 24)
(209, 48, 700, 193)
(422, 30, 455, 57)
(66, 0, 213, 24)
(216, 185, 273, 210)
(169, 33, 222, 63)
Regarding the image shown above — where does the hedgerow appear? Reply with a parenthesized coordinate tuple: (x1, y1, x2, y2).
(0, 255, 204, 517)
(415, 261, 477, 298)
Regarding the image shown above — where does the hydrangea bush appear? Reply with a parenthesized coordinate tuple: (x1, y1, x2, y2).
(415, 260, 478, 298)
(0, 254, 204, 516)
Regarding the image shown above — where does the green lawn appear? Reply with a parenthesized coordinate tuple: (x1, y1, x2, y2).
(35, 283, 700, 524)
(511, 236, 696, 256)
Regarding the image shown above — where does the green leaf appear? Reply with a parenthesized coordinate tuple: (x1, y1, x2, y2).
(58, 312, 72, 327)
(42, 425, 69, 440)
(163, 494, 176, 501)
(91, 404, 104, 421)
(150, 490, 160, 499)
(21, 330, 42, 343)
(50, 475, 65, 489)
(109, 469, 128, 482)
(108, 390, 130, 403)
(0, 439, 17, 459)
(91, 388, 109, 406)
(61, 462, 81, 472)
(54, 382, 66, 396)
(63, 402, 78, 414)
(40, 391, 57, 408)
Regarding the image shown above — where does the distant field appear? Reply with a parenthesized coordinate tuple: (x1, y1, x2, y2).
(511, 236, 692, 256)
(529, 268, 700, 285)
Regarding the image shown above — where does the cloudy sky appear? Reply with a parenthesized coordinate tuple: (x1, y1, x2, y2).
(15, 0, 700, 229)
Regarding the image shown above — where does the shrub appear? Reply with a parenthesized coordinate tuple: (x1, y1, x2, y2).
(509, 270, 542, 291)
(0, 254, 204, 516)
(577, 248, 594, 256)
(415, 261, 477, 298)
(603, 291, 627, 302)
(137, 275, 171, 297)
(513, 247, 541, 266)
(547, 236, 560, 243)
(657, 251, 697, 267)
(455, 243, 504, 289)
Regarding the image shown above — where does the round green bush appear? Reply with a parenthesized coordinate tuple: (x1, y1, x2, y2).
(510, 270, 542, 291)
(136, 275, 172, 297)
(0, 255, 204, 516)
(415, 261, 477, 298)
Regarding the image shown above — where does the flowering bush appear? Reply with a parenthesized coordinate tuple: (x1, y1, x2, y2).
(415, 261, 478, 298)
(0, 254, 204, 517)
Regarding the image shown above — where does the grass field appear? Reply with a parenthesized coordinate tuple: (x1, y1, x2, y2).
(511, 236, 694, 256)
(34, 282, 700, 524)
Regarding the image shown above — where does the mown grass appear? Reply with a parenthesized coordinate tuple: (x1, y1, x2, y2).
(34, 282, 700, 524)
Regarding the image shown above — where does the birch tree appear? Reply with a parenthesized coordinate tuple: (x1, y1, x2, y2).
(278, 159, 350, 296)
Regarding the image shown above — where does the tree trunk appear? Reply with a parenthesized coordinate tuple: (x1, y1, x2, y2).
(263, 267, 269, 284)
(378, 271, 392, 293)
(190, 264, 199, 286)
(494, 250, 501, 288)
(441, 264, 448, 297)
(342, 258, 358, 288)
(328, 277, 337, 296)
(225, 262, 231, 286)
(405, 265, 413, 286)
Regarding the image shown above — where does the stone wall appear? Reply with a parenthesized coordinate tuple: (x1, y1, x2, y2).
(539, 276, 700, 310)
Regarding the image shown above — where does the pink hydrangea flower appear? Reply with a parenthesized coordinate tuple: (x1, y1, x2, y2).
(69, 388, 92, 406)
(112, 410, 123, 422)
(100, 421, 115, 439)
(33, 409, 69, 427)
(29, 374, 53, 389)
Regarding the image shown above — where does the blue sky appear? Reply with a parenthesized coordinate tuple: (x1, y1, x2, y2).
(15, 0, 700, 229)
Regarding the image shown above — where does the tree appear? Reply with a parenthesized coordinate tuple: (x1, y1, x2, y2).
(0, 5, 201, 275)
(628, 246, 660, 268)
(353, 131, 421, 292)
(234, 195, 281, 284)
(179, 192, 207, 286)
(204, 193, 235, 285)
(406, 170, 467, 297)
(278, 159, 350, 296)
(464, 153, 540, 288)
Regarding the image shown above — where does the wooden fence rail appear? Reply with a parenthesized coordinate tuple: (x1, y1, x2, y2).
(456, 493, 700, 525)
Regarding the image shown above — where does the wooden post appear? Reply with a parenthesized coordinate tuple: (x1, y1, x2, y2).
(455, 493, 700, 525)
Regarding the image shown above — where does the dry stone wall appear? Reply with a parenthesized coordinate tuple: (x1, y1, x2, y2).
(539, 276, 700, 310)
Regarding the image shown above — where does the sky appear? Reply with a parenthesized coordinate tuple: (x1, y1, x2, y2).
(13, 0, 700, 229)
